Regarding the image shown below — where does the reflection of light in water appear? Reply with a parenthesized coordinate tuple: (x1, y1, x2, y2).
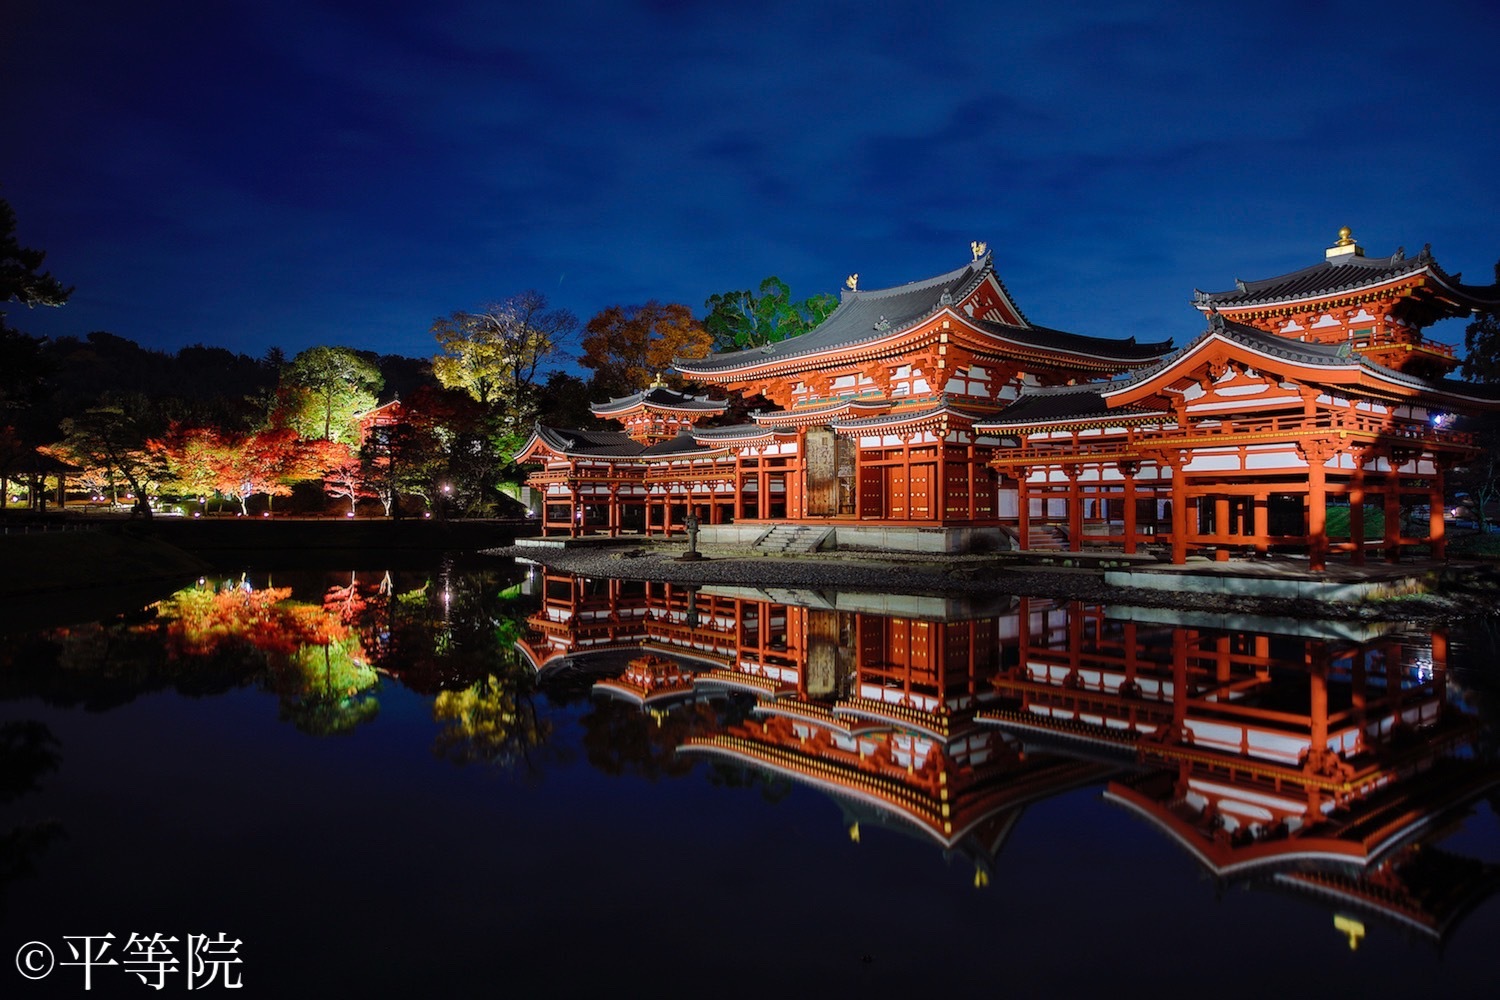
(1335, 914, 1365, 950)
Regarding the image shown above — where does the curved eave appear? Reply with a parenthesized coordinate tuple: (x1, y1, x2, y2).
(1196, 261, 1500, 318)
(591, 679, 698, 707)
(1099, 330, 1354, 407)
(678, 738, 960, 847)
(959, 320, 1172, 368)
(830, 401, 991, 435)
(693, 426, 776, 446)
(975, 408, 1168, 434)
(673, 309, 965, 381)
(590, 399, 728, 417)
(644, 443, 733, 462)
(511, 431, 556, 466)
(1105, 783, 1370, 879)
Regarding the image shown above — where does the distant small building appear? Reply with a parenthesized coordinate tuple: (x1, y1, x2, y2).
(354, 398, 403, 445)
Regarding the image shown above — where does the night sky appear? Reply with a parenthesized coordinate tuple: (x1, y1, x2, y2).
(3, 0, 1498, 365)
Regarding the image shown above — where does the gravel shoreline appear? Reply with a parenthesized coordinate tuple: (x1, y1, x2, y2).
(482, 542, 1500, 626)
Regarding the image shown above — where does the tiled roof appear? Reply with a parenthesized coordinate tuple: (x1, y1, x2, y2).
(1194, 245, 1500, 312)
(975, 320, 1171, 362)
(674, 254, 1167, 375)
(691, 423, 774, 442)
(1105, 316, 1500, 404)
(590, 386, 727, 415)
(639, 432, 718, 457)
(530, 424, 645, 458)
(830, 397, 993, 431)
(974, 385, 1118, 427)
(676, 256, 989, 374)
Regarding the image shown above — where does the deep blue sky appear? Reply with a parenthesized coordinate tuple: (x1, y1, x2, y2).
(3, 0, 1497, 364)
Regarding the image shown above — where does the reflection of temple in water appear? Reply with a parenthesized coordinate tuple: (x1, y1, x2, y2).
(516, 568, 1499, 934)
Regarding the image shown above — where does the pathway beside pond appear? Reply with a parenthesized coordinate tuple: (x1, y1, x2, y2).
(488, 536, 1500, 627)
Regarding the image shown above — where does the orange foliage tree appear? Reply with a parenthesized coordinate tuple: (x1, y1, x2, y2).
(578, 302, 713, 401)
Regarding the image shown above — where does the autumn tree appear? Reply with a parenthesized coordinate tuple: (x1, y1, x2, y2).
(303, 438, 367, 515)
(59, 395, 167, 518)
(152, 424, 228, 508)
(210, 427, 311, 515)
(280, 346, 383, 443)
(579, 301, 713, 402)
(703, 275, 837, 350)
(431, 291, 576, 433)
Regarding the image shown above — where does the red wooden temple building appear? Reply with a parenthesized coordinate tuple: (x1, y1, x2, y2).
(982, 231, 1500, 566)
(516, 245, 1169, 550)
(515, 232, 1499, 565)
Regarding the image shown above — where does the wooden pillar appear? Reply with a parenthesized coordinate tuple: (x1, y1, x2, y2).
(902, 437, 913, 521)
(1349, 463, 1366, 566)
(1016, 467, 1031, 550)
(936, 438, 948, 524)
(1252, 492, 1269, 556)
(569, 486, 580, 538)
(1429, 465, 1446, 560)
(1304, 644, 1331, 820)
(1307, 446, 1327, 572)
(967, 444, 977, 521)
(1383, 465, 1401, 563)
(1214, 495, 1230, 562)
(1066, 467, 1082, 551)
(1122, 466, 1138, 555)
(1169, 460, 1188, 565)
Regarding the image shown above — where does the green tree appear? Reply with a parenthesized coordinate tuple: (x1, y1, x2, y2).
(0, 197, 71, 332)
(431, 291, 576, 434)
(1457, 297, 1500, 534)
(281, 346, 383, 442)
(703, 276, 836, 350)
(1461, 306, 1500, 384)
(1, 199, 68, 427)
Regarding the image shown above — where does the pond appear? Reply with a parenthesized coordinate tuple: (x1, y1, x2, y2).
(1, 557, 1498, 998)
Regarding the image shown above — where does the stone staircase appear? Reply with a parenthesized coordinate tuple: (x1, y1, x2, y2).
(753, 524, 833, 554)
(1025, 525, 1070, 551)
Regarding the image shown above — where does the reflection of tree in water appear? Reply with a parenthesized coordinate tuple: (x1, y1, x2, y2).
(1451, 613, 1500, 762)
(1, 579, 385, 735)
(358, 564, 532, 695)
(268, 634, 380, 737)
(157, 581, 382, 737)
(431, 673, 549, 769)
(581, 698, 723, 782)
(0, 721, 66, 914)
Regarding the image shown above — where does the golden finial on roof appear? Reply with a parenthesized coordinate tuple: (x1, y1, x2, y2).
(649, 371, 666, 389)
(845, 273, 859, 292)
(971, 240, 988, 261)
(1326, 226, 1364, 260)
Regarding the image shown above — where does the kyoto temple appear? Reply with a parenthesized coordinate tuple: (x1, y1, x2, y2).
(516, 244, 1170, 551)
(515, 567, 1500, 929)
(515, 232, 1500, 565)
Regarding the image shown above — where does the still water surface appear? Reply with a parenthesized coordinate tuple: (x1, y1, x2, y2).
(1, 557, 1497, 998)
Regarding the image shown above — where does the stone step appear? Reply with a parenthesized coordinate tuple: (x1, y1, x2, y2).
(753, 524, 833, 554)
